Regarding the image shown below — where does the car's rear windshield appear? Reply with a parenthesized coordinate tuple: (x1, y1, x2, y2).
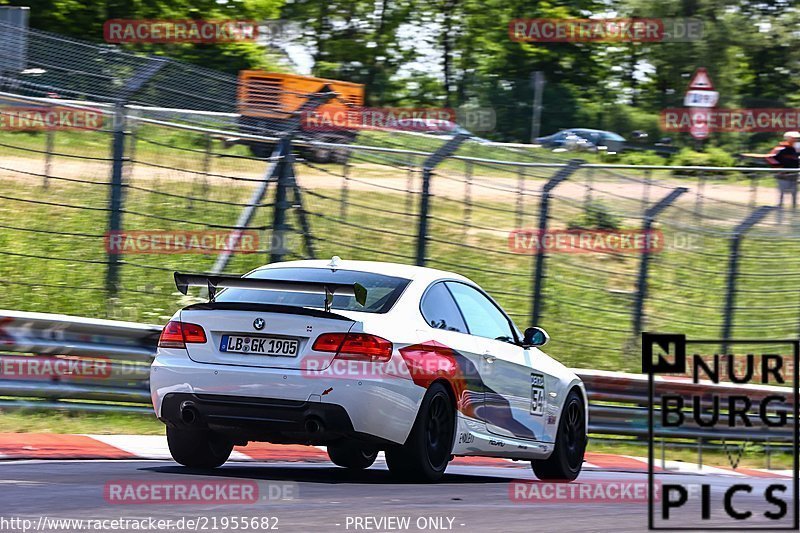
(215, 267, 411, 314)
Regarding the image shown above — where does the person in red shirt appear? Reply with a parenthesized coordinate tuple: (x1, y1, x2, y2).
(742, 131, 800, 221)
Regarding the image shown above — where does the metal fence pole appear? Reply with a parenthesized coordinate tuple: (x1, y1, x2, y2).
(695, 173, 706, 221)
(721, 205, 775, 353)
(105, 103, 127, 301)
(104, 59, 166, 302)
(531, 160, 582, 325)
(43, 126, 54, 189)
(584, 166, 594, 209)
(269, 138, 292, 263)
(270, 137, 293, 264)
(287, 153, 315, 259)
(632, 187, 688, 337)
(641, 168, 652, 214)
(415, 134, 468, 266)
(749, 173, 757, 208)
(515, 166, 525, 229)
(210, 89, 336, 271)
(340, 154, 351, 221)
(209, 142, 283, 274)
(405, 154, 414, 216)
(463, 159, 473, 236)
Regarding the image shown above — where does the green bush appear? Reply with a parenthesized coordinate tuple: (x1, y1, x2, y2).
(618, 151, 668, 166)
(670, 146, 736, 168)
(567, 201, 621, 230)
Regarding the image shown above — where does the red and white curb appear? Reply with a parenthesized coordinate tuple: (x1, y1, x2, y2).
(0, 434, 791, 479)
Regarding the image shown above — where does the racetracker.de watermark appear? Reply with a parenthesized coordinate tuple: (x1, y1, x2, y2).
(302, 108, 456, 132)
(104, 480, 298, 504)
(662, 108, 800, 133)
(103, 19, 258, 43)
(0, 106, 103, 131)
(510, 479, 660, 503)
(509, 18, 703, 43)
(299, 355, 490, 380)
(104, 230, 260, 254)
(0, 355, 111, 379)
(508, 229, 664, 254)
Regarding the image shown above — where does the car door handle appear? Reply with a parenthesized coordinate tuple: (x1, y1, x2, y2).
(482, 354, 496, 363)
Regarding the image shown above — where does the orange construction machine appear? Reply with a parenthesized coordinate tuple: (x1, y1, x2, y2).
(237, 71, 365, 162)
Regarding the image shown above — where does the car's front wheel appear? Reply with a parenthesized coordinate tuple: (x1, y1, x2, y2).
(531, 388, 586, 482)
(385, 382, 454, 482)
(327, 442, 378, 470)
(166, 427, 233, 468)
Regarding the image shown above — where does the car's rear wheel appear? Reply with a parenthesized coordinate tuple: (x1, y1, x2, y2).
(385, 382, 454, 482)
(166, 427, 233, 469)
(531, 389, 586, 482)
(327, 442, 377, 470)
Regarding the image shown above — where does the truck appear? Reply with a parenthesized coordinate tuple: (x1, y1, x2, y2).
(237, 71, 365, 163)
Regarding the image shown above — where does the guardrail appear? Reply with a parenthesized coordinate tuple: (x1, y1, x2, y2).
(0, 310, 794, 448)
(0, 310, 159, 413)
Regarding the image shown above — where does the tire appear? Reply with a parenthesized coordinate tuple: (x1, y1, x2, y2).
(248, 142, 274, 159)
(166, 427, 233, 469)
(385, 382, 454, 482)
(327, 442, 377, 470)
(531, 388, 586, 482)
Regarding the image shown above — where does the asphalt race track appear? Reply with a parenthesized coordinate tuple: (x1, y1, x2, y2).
(1, 459, 794, 532)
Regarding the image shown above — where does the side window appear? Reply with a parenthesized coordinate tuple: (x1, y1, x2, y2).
(420, 282, 467, 333)
(446, 282, 515, 341)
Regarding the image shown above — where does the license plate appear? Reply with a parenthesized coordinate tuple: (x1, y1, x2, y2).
(220, 335, 299, 357)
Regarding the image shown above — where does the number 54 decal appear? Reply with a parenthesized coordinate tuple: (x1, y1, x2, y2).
(530, 373, 545, 416)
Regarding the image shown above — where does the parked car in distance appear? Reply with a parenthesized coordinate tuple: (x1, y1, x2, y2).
(536, 128, 627, 154)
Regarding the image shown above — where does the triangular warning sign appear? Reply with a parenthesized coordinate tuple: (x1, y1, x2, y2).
(688, 68, 714, 90)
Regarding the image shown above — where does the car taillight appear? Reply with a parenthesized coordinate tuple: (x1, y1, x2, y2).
(312, 333, 392, 362)
(158, 320, 207, 348)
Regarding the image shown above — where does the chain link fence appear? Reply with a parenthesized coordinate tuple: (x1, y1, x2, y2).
(1, 22, 799, 372)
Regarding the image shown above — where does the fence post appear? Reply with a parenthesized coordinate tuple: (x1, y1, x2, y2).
(210, 88, 337, 272)
(515, 166, 525, 229)
(530, 160, 582, 325)
(415, 134, 468, 266)
(632, 187, 688, 337)
(584, 166, 594, 209)
(270, 137, 293, 264)
(43, 126, 54, 189)
(405, 154, 414, 216)
(641, 168, 652, 214)
(721, 205, 775, 353)
(463, 159, 473, 236)
(748, 172, 757, 208)
(189, 133, 212, 210)
(695, 173, 706, 221)
(104, 59, 166, 302)
(105, 103, 127, 300)
(340, 154, 350, 220)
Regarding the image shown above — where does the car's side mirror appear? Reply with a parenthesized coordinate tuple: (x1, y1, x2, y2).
(522, 327, 549, 348)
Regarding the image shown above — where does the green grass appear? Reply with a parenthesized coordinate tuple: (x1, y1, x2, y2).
(0, 410, 163, 434)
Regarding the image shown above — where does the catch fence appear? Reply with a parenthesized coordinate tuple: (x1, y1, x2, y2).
(1, 22, 799, 371)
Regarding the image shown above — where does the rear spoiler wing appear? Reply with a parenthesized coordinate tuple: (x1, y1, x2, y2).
(174, 272, 368, 312)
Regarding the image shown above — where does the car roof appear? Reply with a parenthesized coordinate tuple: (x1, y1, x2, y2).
(253, 259, 473, 285)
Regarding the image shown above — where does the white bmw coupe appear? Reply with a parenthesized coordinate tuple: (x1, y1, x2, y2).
(150, 258, 587, 482)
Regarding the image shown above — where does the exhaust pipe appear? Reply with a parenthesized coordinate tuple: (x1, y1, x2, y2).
(180, 401, 200, 425)
(304, 416, 324, 434)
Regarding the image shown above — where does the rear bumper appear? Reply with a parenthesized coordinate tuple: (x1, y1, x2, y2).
(160, 392, 362, 444)
(150, 351, 424, 445)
